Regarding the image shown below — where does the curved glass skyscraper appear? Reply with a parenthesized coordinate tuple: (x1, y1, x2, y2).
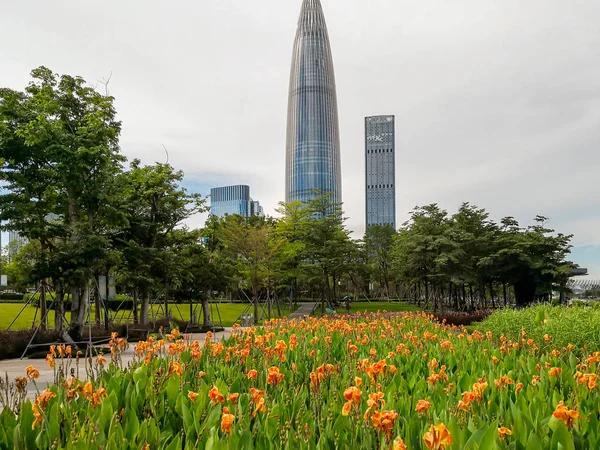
(285, 0, 342, 205)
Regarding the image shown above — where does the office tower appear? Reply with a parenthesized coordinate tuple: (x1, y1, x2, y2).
(7, 230, 27, 262)
(365, 115, 396, 228)
(210, 185, 263, 218)
(285, 0, 342, 205)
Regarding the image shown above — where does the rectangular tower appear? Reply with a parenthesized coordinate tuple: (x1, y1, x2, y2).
(365, 116, 396, 228)
(210, 185, 251, 218)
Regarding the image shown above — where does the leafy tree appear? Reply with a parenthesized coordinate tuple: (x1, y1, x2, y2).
(0, 67, 124, 338)
(114, 160, 206, 325)
(364, 224, 397, 298)
(299, 194, 355, 312)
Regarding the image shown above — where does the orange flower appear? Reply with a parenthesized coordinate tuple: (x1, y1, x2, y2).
(266, 366, 285, 386)
(548, 367, 562, 378)
(97, 354, 107, 367)
(494, 375, 514, 390)
(252, 397, 266, 417)
(32, 403, 43, 429)
(198, 371, 206, 378)
(208, 387, 225, 406)
(515, 382, 524, 394)
(355, 377, 363, 387)
(170, 361, 183, 377)
(576, 373, 598, 390)
(553, 401, 581, 429)
(532, 375, 541, 386)
(26, 365, 40, 380)
(341, 400, 353, 416)
(544, 334, 551, 343)
(188, 391, 199, 402)
(416, 399, 432, 414)
(423, 424, 453, 450)
(45, 354, 55, 369)
(36, 389, 56, 407)
(247, 369, 258, 380)
(221, 406, 235, 434)
(343, 386, 362, 403)
(227, 393, 240, 403)
(371, 410, 399, 440)
(498, 427, 512, 440)
(393, 437, 407, 450)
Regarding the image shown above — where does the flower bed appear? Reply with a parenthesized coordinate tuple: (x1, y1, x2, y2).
(1, 312, 598, 449)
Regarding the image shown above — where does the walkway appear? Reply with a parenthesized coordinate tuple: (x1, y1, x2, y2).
(287, 302, 317, 321)
(0, 329, 232, 400)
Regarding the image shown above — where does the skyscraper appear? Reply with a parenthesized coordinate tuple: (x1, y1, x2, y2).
(365, 115, 396, 228)
(210, 185, 264, 218)
(285, 0, 342, 205)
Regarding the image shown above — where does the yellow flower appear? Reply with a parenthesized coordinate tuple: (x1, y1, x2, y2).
(498, 427, 512, 440)
(424, 424, 452, 450)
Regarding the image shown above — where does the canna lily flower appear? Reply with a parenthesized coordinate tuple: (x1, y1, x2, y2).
(170, 361, 183, 377)
(45, 353, 55, 369)
(26, 365, 40, 380)
(221, 407, 235, 434)
(343, 386, 362, 403)
(355, 377, 363, 387)
(371, 410, 399, 440)
(553, 401, 581, 429)
(423, 423, 453, 450)
(32, 403, 43, 429)
(342, 400, 353, 416)
(498, 427, 512, 440)
(515, 382, 524, 394)
(247, 369, 258, 380)
(97, 354, 107, 367)
(36, 389, 56, 407)
(393, 437, 407, 450)
(209, 387, 225, 406)
(548, 367, 562, 378)
(252, 397, 266, 417)
(532, 375, 541, 386)
(188, 391, 199, 402)
(227, 393, 240, 403)
(266, 366, 285, 386)
(416, 399, 432, 414)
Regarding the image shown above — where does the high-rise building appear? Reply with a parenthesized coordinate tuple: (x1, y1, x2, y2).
(365, 115, 396, 228)
(210, 185, 263, 218)
(7, 230, 27, 262)
(285, 0, 342, 206)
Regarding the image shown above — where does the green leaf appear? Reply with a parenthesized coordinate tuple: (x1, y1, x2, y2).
(550, 422, 575, 450)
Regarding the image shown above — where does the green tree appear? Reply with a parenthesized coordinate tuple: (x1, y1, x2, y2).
(114, 160, 206, 325)
(0, 67, 124, 337)
(364, 224, 397, 298)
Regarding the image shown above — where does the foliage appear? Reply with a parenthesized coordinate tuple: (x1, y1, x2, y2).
(3, 313, 600, 448)
(476, 304, 600, 353)
(392, 204, 576, 309)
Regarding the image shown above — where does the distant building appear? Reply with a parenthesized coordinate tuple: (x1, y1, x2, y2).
(210, 185, 264, 218)
(7, 230, 27, 262)
(365, 115, 396, 228)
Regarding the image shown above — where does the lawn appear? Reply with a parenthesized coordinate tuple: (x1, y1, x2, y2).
(313, 301, 419, 316)
(0, 302, 295, 330)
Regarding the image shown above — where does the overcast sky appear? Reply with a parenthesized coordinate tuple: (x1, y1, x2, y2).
(1, 0, 599, 277)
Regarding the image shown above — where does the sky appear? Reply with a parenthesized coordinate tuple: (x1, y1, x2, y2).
(1, 0, 599, 276)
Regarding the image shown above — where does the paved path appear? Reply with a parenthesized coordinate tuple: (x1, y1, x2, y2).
(0, 329, 232, 400)
(287, 302, 317, 321)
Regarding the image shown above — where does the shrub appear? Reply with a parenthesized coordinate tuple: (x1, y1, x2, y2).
(475, 304, 600, 352)
(434, 310, 492, 326)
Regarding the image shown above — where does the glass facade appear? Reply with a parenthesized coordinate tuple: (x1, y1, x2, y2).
(285, 0, 342, 205)
(210, 185, 263, 218)
(365, 116, 396, 228)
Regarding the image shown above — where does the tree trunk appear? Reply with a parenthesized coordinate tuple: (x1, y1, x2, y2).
(202, 298, 211, 327)
(54, 281, 64, 332)
(70, 287, 84, 341)
(140, 295, 149, 326)
(502, 283, 508, 307)
(40, 281, 47, 331)
(133, 291, 139, 325)
(490, 282, 496, 309)
(94, 283, 101, 325)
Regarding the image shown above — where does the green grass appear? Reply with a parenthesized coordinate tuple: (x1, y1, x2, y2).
(314, 301, 419, 316)
(0, 304, 70, 330)
(475, 304, 600, 352)
(0, 302, 296, 330)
